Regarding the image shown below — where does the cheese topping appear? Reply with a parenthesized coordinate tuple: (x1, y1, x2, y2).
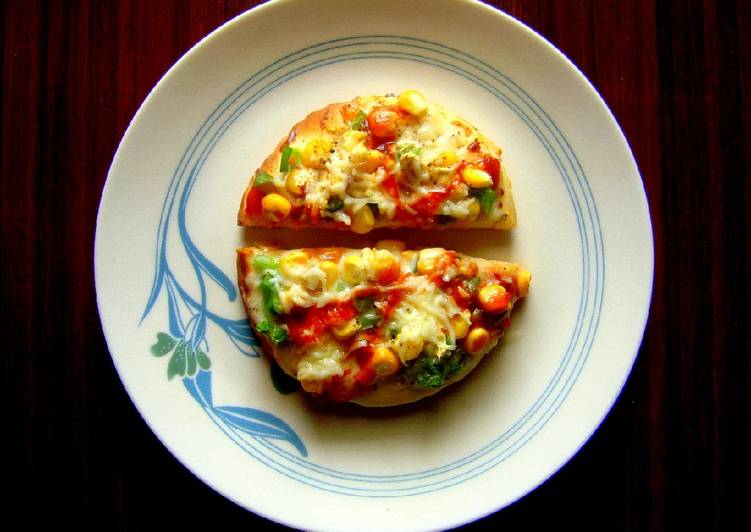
(247, 91, 511, 232)
(242, 244, 529, 402)
(296, 339, 345, 382)
(388, 275, 461, 363)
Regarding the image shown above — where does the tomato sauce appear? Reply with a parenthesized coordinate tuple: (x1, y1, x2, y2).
(493, 273, 518, 298)
(381, 173, 400, 200)
(322, 369, 375, 402)
(480, 157, 501, 189)
(284, 300, 357, 346)
(411, 190, 451, 218)
(244, 188, 264, 217)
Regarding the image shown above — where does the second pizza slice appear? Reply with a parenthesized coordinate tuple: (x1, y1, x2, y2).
(237, 242, 530, 406)
(238, 91, 516, 233)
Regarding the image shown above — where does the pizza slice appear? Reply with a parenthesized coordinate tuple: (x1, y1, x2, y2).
(238, 91, 516, 233)
(237, 241, 530, 406)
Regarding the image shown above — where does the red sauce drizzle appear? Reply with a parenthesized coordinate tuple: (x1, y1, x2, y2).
(283, 300, 357, 346)
(244, 188, 264, 217)
(480, 157, 501, 189)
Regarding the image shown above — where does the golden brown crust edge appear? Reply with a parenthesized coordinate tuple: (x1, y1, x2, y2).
(351, 352, 488, 407)
(494, 163, 517, 229)
(236, 248, 281, 369)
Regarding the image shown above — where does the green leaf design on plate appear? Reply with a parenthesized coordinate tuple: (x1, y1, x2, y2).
(150, 332, 176, 357)
(196, 349, 211, 371)
(167, 341, 187, 380)
(186, 347, 197, 377)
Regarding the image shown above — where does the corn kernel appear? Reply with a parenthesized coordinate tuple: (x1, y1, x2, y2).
(457, 259, 478, 277)
(372, 249, 401, 283)
(285, 168, 305, 196)
(416, 248, 446, 275)
(372, 346, 401, 376)
(261, 193, 291, 222)
(351, 206, 375, 234)
(462, 166, 493, 188)
(401, 250, 417, 272)
(478, 284, 510, 312)
(342, 254, 366, 284)
(343, 130, 367, 150)
(451, 315, 470, 340)
(465, 327, 490, 354)
(434, 150, 460, 167)
(357, 150, 386, 173)
(467, 200, 481, 220)
(319, 260, 339, 288)
(375, 239, 406, 252)
(397, 89, 428, 116)
(332, 318, 358, 340)
(517, 269, 532, 297)
(279, 251, 308, 276)
(394, 331, 423, 362)
(302, 138, 332, 169)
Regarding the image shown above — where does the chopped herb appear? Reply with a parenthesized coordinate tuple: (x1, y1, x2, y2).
(334, 280, 347, 292)
(256, 270, 288, 345)
(260, 271, 283, 315)
(396, 143, 422, 160)
(257, 320, 288, 345)
(406, 350, 468, 389)
(252, 254, 280, 272)
(416, 368, 444, 388)
(355, 296, 381, 330)
(280, 146, 293, 172)
(464, 276, 481, 294)
(470, 187, 497, 214)
(351, 110, 367, 131)
(436, 214, 453, 225)
(355, 296, 375, 312)
(252, 171, 275, 188)
(326, 196, 344, 212)
(279, 145, 302, 172)
(358, 311, 380, 330)
(444, 349, 468, 377)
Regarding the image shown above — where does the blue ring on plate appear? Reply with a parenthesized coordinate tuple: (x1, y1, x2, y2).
(163, 36, 604, 496)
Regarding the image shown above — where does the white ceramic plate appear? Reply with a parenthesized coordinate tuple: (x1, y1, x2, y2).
(95, 0, 653, 529)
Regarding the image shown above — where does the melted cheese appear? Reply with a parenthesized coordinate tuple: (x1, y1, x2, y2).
(266, 94, 505, 227)
(388, 275, 461, 363)
(296, 339, 345, 381)
(248, 247, 472, 384)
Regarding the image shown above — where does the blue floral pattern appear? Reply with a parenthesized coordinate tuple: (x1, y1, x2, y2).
(140, 117, 308, 456)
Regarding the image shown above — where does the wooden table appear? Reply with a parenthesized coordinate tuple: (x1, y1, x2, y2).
(5, 1, 747, 529)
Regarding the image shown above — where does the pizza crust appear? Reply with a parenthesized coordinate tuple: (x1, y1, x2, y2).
(351, 351, 488, 407)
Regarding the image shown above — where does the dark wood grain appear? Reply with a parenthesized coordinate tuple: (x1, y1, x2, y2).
(4, 1, 748, 529)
